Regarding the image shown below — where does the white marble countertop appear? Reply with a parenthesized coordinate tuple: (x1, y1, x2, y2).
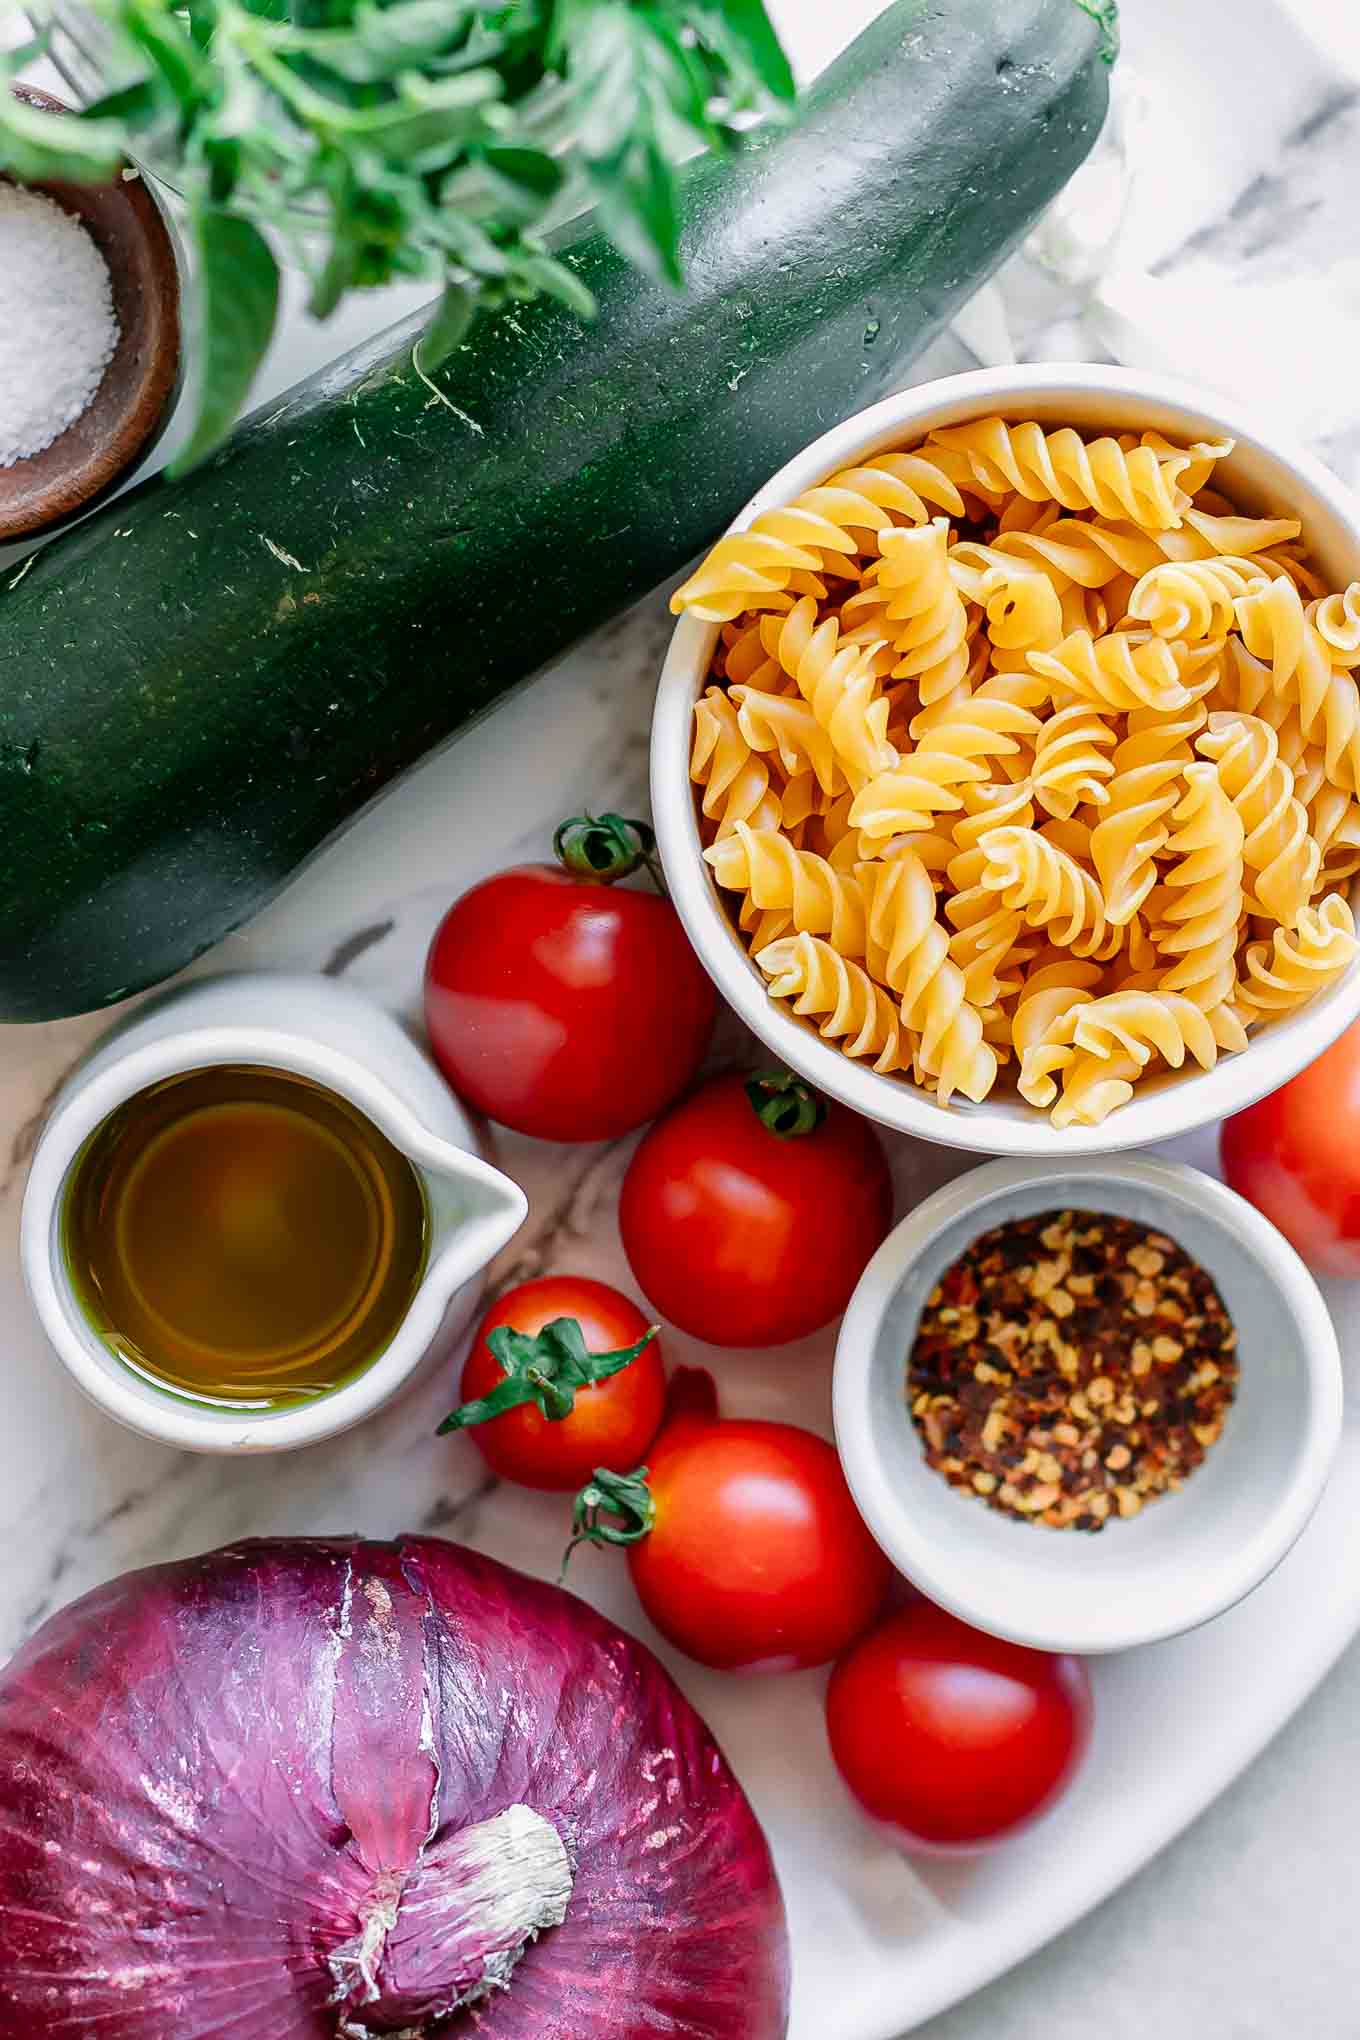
(3, 1, 1360, 2034)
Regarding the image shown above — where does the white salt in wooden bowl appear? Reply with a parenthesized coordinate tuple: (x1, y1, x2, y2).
(0, 85, 180, 543)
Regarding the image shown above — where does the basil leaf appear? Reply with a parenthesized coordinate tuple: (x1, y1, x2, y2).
(173, 208, 280, 474)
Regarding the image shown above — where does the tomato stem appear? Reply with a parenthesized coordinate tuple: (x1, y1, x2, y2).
(561, 1465, 656, 1576)
(745, 1068, 827, 1138)
(553, 812, 666, 892)
(437, 1317, 659, 1434)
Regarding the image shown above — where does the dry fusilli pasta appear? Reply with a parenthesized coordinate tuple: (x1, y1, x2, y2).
(706, 823, 866, 954)
(756, 931, 906, 1073)
(674, 415, 1360, 1127)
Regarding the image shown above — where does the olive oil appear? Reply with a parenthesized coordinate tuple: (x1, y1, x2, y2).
(63, 1066, 428, 1409)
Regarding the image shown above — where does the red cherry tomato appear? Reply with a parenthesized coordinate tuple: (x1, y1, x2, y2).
(619, 1072, 893, 1346)
(826, 1602, 1092, 1848)
(424, 818, 715, 1143)
(1221, 1020, 1360, 1274)
(576, 1371, 891, 1670)
(448, 1277, 665, 1492)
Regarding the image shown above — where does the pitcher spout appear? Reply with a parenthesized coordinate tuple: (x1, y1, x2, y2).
(416, 1139, 528, 1306)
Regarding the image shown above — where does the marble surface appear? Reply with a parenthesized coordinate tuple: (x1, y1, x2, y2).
(4, 0, 1360, 2034)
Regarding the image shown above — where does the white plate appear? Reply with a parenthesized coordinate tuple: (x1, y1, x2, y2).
(183, 883, 1360, 2040)
(2, 805, 1358, 2040)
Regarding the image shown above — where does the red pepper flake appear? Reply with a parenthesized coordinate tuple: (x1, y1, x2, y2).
(907, 1209, 1238, 1532)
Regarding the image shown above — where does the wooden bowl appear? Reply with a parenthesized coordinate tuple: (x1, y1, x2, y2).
(0, 86, 181, 542)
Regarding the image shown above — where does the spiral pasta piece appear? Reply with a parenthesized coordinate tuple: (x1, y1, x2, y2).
(670, 492, 868, 621)
(1128, 555, 1268, 640)
(841, 520, 972, 704)
(799, 452, 967, 536)
(925, 419, 1228, 529)
(1154, 763, 1245, 1009)
(1029, 629, 1218, 714)
(1235, 894, 1358, 1016)
(1031, 703, 1118, 817)
(1050, 1051, 1142, 1129)
(775, 769, 818, 833)
(691, 687, 782, 836)
(858, 853, 997, 1104)
(756, 931, 906, 1072)
(1070, 989, 1222, 1071)
(1314, 582, 1360, 664)
(850, 677, 1043, 842)
(731, 685, 845, 797)
(759, 599, 896, 789)
(942, 782, 1041, 1004)
(1195, 711, 1319, 926)
(948, 543, 1068, 654)
(705, 823, 866, 954)
(1011, 961, 1105, 1107)
(978, 826, 1114, 959)
(1211, 636, 1316, 784)
(1235, 575, 1360, 790)
(1309, 783, 1360, 888)
(1082, 703, 1203, 929)
(738, 888, 792, 953)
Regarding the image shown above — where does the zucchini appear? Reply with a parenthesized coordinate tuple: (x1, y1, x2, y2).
(0, 0, 1114, 1021)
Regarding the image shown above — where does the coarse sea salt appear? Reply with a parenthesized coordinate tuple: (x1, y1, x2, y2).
(0, 181, 119, 468)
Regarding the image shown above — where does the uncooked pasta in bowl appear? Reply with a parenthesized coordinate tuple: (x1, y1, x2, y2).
(650, 368, 1360, 1155)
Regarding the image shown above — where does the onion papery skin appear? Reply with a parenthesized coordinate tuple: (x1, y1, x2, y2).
(0, 1536, 789, 2038)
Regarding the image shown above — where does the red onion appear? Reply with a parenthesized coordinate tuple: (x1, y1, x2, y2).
(0, 1537, 789, 2036)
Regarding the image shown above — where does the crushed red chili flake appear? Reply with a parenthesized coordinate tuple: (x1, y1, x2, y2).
(907, 1209, 1238, 1532)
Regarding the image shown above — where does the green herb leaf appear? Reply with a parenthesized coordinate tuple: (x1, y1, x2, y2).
(121, 0, 215, 113)
(566, 5, 689, 286)
(1, 0, 794, 445)
(420, 277, 477, 364)
(173, 207, 280, 473)
(0, 84, 124, 183)
(477, 141, 563, 215)
(683, 0, 795, 104)
(82, 77, 167, 127)
(1072, 0, 1121, 65)
(320, 68, 503, 166)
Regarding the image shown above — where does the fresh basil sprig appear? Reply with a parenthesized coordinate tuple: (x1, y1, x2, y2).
(1, 0, 793, 469)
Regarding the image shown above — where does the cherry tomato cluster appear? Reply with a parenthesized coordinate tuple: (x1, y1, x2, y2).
(424, 815, 1090, 1848)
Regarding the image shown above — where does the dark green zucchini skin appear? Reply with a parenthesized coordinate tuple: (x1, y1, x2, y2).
(0, 0, 1111, 1021)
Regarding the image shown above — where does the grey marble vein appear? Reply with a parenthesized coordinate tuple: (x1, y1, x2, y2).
(1155, 79, 1360, 283)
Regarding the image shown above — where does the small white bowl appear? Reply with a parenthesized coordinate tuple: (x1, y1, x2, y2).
(833, 1156, 1342, 1655)
(651, 364, 1360, 1155)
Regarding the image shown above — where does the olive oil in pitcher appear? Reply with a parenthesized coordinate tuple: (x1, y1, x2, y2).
(63, 1065, 428, 1408)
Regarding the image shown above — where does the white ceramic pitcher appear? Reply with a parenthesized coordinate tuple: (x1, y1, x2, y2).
(21, 972, 528, 1453)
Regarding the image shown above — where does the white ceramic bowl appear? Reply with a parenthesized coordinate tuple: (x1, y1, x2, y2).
(651, 364, 1360, 1155)
(833, 1156, 1342, 1655)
